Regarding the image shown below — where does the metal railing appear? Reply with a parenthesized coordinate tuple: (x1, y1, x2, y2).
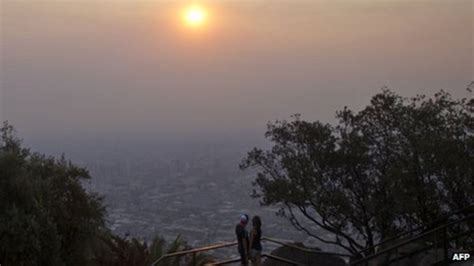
(352, 205, 474, 260)
(150, 241, 237, 266)
(150, 236, 352, 266)
(151, 208, 473, 266)
(205, 253, 302, 266)
(350, 213, 474, 266)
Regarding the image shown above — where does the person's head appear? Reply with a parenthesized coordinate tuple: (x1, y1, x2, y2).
(240, 214, 249, 226)
(252, 215, 261, 229)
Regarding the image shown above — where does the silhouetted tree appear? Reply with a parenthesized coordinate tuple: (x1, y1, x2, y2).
(0, 122, 105, 265)
(0, 122, 216, 265)
(241, 88, 473, 256)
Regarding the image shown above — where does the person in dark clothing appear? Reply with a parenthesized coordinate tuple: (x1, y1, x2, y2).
(249, 216, 262, 266)
(235, 214, 249, 265)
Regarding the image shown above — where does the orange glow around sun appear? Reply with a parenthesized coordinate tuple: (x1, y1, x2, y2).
(182, 5, 208, 28)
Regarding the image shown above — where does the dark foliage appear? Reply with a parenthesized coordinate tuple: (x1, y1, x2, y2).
(241, 88, 473, 256)
(0, 122, 215, 266)
(0, 122, 105, 265)
(92, 232, 215, 266)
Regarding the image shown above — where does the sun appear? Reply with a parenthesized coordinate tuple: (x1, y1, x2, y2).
(182, 5, 208, 27)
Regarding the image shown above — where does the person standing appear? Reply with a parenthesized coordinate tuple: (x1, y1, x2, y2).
(249, 216, 262, 266)
(235, 214, 249, 265)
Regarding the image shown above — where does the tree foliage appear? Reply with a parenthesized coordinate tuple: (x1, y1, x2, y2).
(241, 88, 473, 256)
(0, 122, 215, 265)
(92, 232, 215, 266)
(0, 122, 106, 265)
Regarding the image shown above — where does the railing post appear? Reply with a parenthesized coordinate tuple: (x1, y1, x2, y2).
(193, 251, 196, 266)
(443, 225, 448, 265)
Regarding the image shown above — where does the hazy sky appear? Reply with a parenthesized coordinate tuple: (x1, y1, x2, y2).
(1, 0, 473, 143)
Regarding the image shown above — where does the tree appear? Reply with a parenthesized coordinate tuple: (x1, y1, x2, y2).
(0, 122, 106, 265)
(240, 88, 473, 256)
(0, 122, 215, 266)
